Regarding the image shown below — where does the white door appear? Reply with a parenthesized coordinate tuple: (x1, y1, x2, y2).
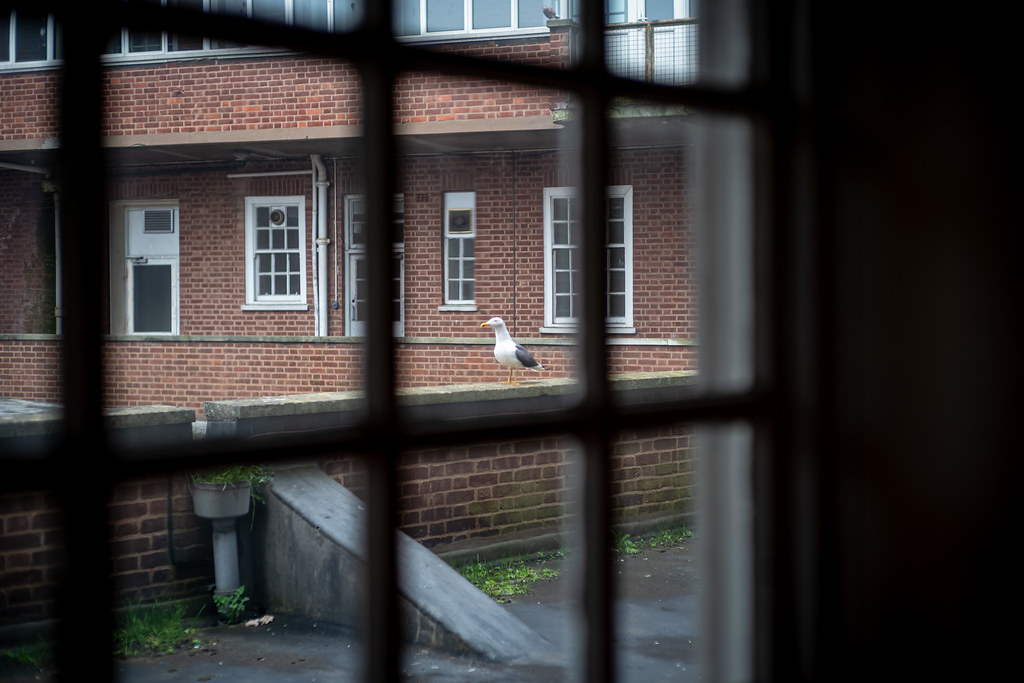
(344, 195, 404, 337)
(125, 206, 179, 334)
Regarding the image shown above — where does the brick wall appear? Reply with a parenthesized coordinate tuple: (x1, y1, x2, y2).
(1, 422, 694, 627)
(1, 34, 566, 145)
(0, 171, 55, 335)
(0, 337, 694, 417)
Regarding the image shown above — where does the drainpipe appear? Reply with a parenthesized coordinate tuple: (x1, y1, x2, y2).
(311, 155, 331, 336)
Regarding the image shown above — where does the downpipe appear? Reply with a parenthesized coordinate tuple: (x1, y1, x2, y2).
(311, 155, 331, 336)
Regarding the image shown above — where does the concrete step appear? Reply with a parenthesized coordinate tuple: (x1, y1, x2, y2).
(255, 465, 554, 662)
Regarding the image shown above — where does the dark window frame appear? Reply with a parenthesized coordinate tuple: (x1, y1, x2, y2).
(6, 1, 809, 681)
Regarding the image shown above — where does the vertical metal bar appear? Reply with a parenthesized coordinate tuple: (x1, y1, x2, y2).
(361, 4, 399, 682)
(577, 2, 614, 682)
(645, 23, 654, 82)
(53, 2, 113, 681)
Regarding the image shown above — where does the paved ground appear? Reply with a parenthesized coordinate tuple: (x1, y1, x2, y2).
(116, 543, 699, 682)
(1, 543, 700, 682)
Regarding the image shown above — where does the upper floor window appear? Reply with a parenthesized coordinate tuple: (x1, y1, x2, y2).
(1, 10, 61, 66)
(394, 0, 553, 36)
(574, 0, 697, 23)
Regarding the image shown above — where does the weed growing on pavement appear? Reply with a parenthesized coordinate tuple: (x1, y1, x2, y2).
(456, 551, 561, 602)
(113, 602, 199, 657)
(213, 585, 250, 624)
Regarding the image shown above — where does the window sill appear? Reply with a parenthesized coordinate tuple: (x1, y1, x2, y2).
(438, 304, 479, 312)
(241, 303, 310, 312)
(539, 325, 637, 335)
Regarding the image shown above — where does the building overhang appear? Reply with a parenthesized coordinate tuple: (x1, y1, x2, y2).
(0, 112, 693, 174)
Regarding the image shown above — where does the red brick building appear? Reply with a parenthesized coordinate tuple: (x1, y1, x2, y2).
(0, 1, 700, 625)
(0, 2, 699, 416)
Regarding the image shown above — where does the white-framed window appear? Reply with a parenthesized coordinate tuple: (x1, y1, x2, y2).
(344, 194, 405, 336)
(243, 196, 308, 309)
(571, 0, 696, 23)
(1, 10, 61, 67)
(109, 201, 181, 335)
(442, 191, 476, 309)
(394, 0, 553, 37)
(542, 185, 633, 332)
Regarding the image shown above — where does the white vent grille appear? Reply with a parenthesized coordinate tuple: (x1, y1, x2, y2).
(143, 209, 175, 233)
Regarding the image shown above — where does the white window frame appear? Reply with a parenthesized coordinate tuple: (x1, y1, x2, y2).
(440, 191, 477, 310)
(574, 0, 693, 23)
(394, 0, 551, 39)
(541, 185, 634, 333)
(108, 200, 181, 335)
(1, 10, 61, 68)
(243, 195, 308, 310)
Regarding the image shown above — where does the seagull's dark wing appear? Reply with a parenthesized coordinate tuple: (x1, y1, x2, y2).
(515, 343, 541, 369)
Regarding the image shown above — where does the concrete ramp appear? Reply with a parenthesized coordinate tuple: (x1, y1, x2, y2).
(254, 465, 553, 662)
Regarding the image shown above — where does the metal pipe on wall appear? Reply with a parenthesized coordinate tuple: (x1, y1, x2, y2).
(312, 154, 330, 336)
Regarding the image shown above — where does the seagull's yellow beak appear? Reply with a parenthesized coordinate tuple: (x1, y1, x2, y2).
(481, 322, 490, 327)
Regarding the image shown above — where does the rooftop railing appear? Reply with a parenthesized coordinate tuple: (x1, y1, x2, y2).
(605, 18, 699, 86)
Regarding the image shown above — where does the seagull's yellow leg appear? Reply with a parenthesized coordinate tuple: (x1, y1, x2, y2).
(501, 367, 513, 384)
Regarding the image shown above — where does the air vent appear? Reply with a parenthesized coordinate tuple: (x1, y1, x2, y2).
(143, 209, 174, 234)
(269, 208, 287, 226)
(447, 209, 472, 234)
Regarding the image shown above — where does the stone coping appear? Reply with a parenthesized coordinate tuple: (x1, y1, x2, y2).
(0, 333, 696, 346)
(204, 371, 696, 422)
(0, 400, 195, 438)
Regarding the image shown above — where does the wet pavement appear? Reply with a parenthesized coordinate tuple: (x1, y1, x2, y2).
(1, 543, 699, 682)
(112, 543, 700, 682)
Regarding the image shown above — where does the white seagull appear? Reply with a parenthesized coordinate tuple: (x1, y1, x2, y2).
(481, 316, 547, 385)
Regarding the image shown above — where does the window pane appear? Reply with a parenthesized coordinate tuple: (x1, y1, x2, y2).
(426, 0, 463, 32)
(518, 0, 549, 28)
(294, 0, 330, 30)
(555, 293, 571, 318)
(1, 14, 10, 61)
(332, 0, 362, 31)
(128, 30, 163, 52)
(287, 228, 299, 250)
(608, 292, 625, 317)
(210, 0, 249, 17)
(165, 0, 205, 49)
(606, 0, 627, 23)
(394, 0, 421, 35)
(252, 0, 287, 23)
(554, 248, 570, 270)
(645, 0, 675, 20)
(555, 270, 571, 294)
(474, 0, 511, 29)
(133, 264, 172, 333)
(609, 265, 625, 290)
(15, 11, 48, 62)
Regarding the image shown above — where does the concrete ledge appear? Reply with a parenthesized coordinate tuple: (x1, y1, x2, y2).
(256, 465, 554, 662)
(0, 399, 195, 454)
(204, 371, 697, 438)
